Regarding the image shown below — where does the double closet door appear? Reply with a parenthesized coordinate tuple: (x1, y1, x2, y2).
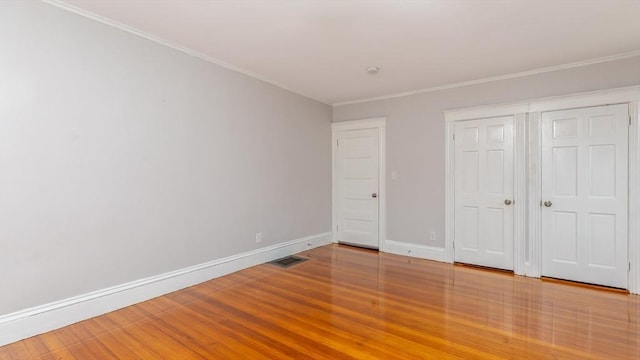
(453, 104, 629, 289)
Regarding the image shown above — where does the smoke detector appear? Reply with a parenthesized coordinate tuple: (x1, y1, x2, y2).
(366, 66, 380, 74)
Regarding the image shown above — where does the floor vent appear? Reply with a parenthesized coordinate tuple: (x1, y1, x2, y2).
(268, 256, 308, 268)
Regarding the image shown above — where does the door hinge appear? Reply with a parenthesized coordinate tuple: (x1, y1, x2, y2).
(453, 133, 455, 141)
(629, 262, 631, 272)
(630, 115, 632, 126)
(337, 139, 339, 146)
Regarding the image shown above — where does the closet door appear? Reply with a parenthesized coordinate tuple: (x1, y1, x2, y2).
(541, 104, 628, 288)
(454, 116, 514, 270)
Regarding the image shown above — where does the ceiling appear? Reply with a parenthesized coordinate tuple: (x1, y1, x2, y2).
(53, 0, 640, 105)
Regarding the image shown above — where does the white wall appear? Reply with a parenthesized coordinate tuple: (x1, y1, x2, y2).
(334, 56, 640, 249)
(0, 1, 331, 315)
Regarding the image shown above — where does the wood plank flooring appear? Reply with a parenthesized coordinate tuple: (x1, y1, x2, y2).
(2, 244, 639, 359)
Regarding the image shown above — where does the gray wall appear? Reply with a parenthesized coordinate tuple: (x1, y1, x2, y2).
(334, 56, 640, 248)
(0, 1, 332, 315)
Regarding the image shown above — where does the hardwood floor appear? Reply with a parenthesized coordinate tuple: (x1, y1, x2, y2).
(2, 244, 639, 359)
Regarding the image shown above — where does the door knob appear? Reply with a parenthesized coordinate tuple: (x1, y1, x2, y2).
(504, 199, 512, 205)
(371, 193, 377, 198)
(544, 201, 552, 207)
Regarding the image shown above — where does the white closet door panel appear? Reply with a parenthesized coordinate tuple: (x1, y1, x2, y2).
(552, 211, 578, 264)
(461, 206, 480, 251)
(454, 116, 514, 270)
(541, 104, 628, 288)
(486, 207, 505, 253)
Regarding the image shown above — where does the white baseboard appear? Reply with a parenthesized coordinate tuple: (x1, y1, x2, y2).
(383, 239, 447, 262)
(0, 232, 332, 346)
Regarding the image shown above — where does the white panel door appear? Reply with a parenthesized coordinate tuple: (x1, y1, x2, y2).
(541, 104, 628, 288)
(335, 128, 379, 249)
(454, 116, 514, 270)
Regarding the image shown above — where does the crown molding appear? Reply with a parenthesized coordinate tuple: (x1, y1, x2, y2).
(41, 0, 329, 105)
(442, 85, 640, 121)
(333, 51, 640, 107)
(39, 1, 640, 108)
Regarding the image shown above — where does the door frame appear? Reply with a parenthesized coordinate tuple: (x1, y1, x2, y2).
(445, 107, 528, 273)
(332, 117, 386, 250)
(445, 85, 640, 293)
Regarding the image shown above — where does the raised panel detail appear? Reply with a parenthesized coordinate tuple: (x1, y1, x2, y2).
(462, 151, 479, 193)
(462, 206, 479, 250)
(343, 158, 374, 179)
(552, 212, 577, 263)
(486, 150, 504, 194)
(343, 180, 372, 199)
(486, 208, 504, 254)
(552, 118, 578, 139)
(462, 127, 479, 145)
(342, 136, 375, 158)
(342, 198, 374, 216)
(343, 218, 374, 233)
(487, 125, 504, 143)
(589, 145, 615, 197)
(588, 214, 616, 268)
(553, 147, 577, 196)
(588, 115, 616, 137)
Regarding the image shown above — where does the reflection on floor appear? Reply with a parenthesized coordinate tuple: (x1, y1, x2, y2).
(2, 244, 639, 359)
